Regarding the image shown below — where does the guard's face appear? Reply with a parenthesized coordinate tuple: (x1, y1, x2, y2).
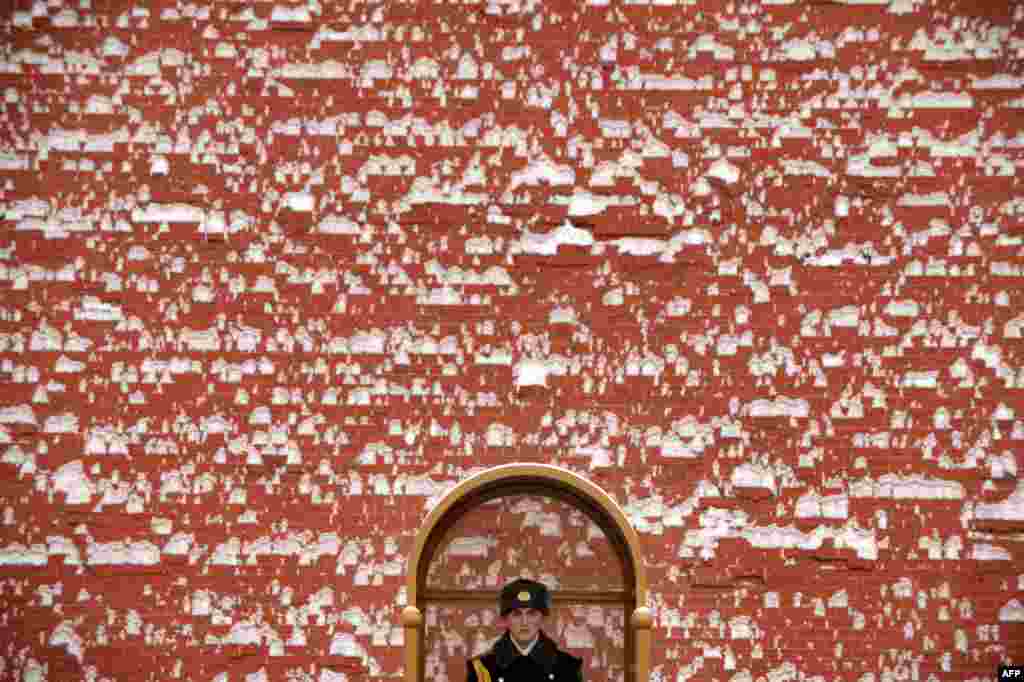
(504, 607, 544, 645)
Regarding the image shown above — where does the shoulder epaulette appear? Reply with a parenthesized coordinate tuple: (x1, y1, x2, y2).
(471, 658, 492, 682)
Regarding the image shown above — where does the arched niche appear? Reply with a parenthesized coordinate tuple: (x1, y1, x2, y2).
(401, 463, 650, 682)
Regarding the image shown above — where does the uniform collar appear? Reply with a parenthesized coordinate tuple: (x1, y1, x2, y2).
(494, 630, 557, 671)
(511, 634, 538, 656)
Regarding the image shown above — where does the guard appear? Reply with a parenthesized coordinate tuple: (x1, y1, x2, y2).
(466, 578, 583, 682)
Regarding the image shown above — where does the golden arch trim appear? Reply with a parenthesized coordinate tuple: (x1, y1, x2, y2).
(401, 463, 651, 682)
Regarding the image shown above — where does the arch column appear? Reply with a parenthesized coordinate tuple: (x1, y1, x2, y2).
(402, 463, 649, 682)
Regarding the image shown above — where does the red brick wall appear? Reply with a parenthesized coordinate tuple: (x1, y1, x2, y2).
(2, 0, 1023, 680)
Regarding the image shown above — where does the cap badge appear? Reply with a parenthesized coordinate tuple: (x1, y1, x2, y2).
(517, 590, 531, 602)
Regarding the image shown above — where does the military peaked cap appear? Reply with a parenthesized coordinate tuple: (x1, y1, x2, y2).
(499, 578, 551, 616)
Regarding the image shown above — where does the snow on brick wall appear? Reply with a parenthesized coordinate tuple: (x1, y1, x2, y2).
(1, 0, 1023, 680)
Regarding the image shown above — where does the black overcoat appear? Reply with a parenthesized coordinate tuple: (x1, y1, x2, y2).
(466, 631, 583, 682)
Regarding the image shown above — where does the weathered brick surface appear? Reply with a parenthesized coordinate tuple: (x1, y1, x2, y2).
(1, 0, 1023, 680)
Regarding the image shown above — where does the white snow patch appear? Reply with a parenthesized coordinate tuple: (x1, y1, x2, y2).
(829, 305, 860, 327)
(989, 451, 1017, 479)
(706, 159, 740, 184)
(641, 74, 712, 91)
(519, 220, 594, 255)
(902, 371, 937, 389)
(897, 192, 950, 207)
(885, 300, 919, 317)
(283, 192, 314, 212)
(1000, 599, 1024, 622)
(44, 413, 78, 434)
(181, 327, 221, 352)
(731, 463, 776, 492)
(0, 405, 37, 425)
(514, 359, 549, 387)
(0, 153, 29, 170)
(102, 36, 130, 57)
(329, 632, 366, 657)
(164, 533, 193, 555)
(317, 215, 361, 235)
(975, 480, 1024, 521)
(0, 543, 47, 566)
(972, 74, 1024, 90)
(849, 474, 964, 500)
(278, 61, 349, 79)
(131, 203, 204, 223)
(86, 540, 161, 565)
(907, 91, 974, 108)
(271, 5, 311, 21)
(796, 492, 849, 519)
(347, 331, 387, 354)
(446, 532, 497, 557)
(53, 460, 95, 504)
(746, 396, 809, 418)
(568, 192, 606, 217)
(687, 513, 878, 560)
(49, 621, 85, 663)
(74, 297, 123, 322)
(609, 237, 667, 257)
(510, 158, 575, 188)
(972, 544, 1010, 561)
(780, 38, 818, 61)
